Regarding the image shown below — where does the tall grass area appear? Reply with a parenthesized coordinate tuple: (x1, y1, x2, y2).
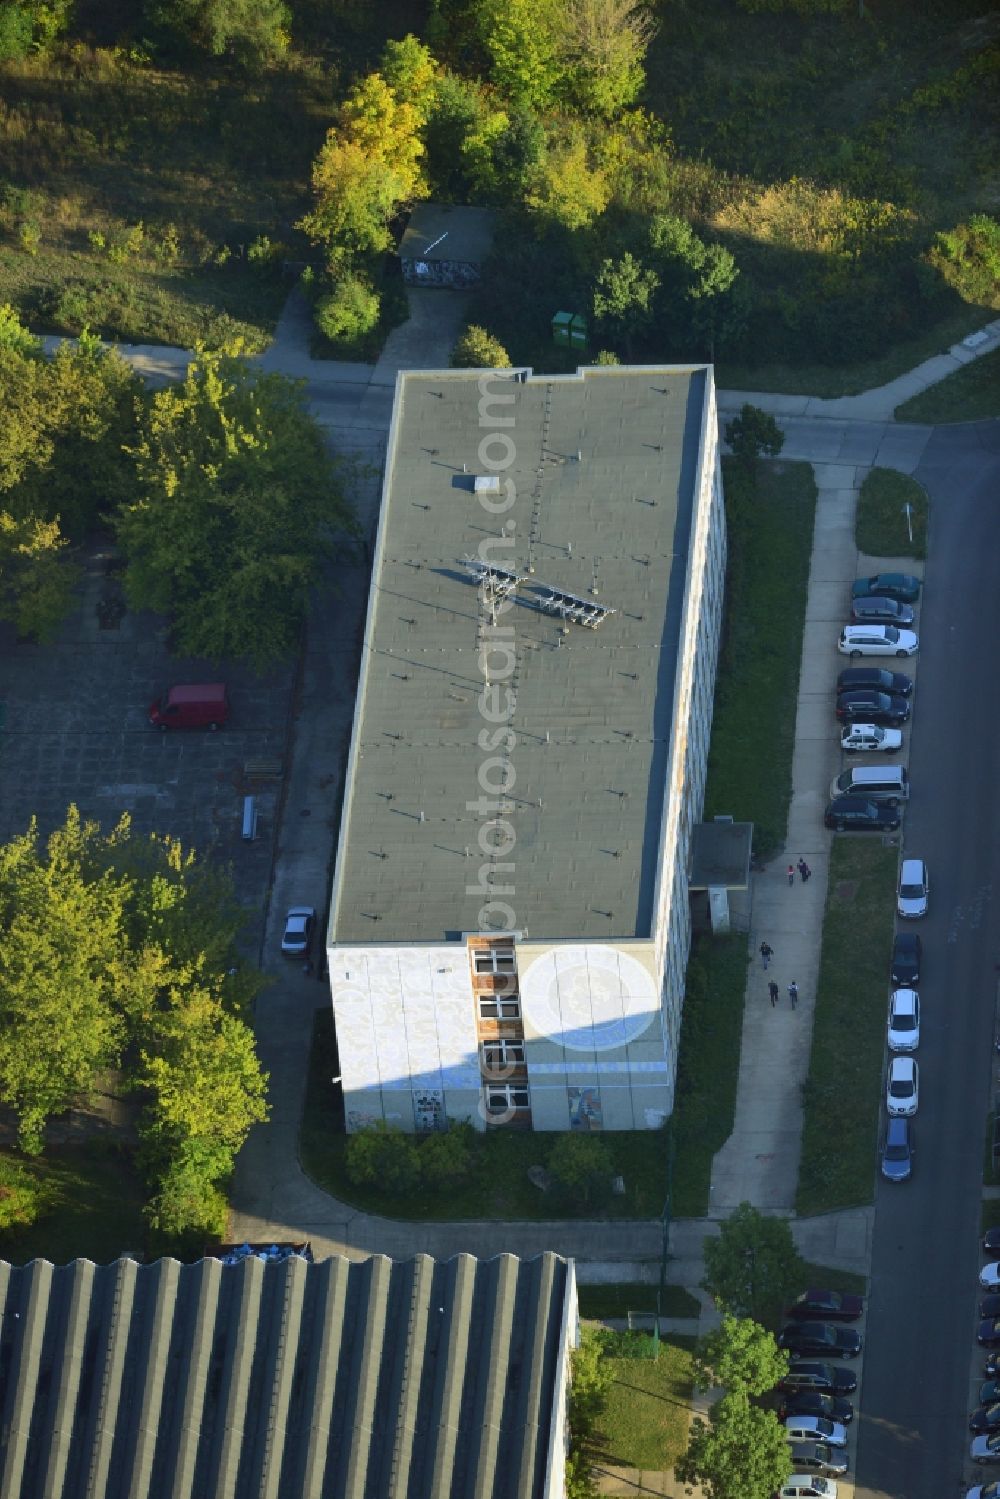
(797, 838, 899, 1214)
(703, 459, 818, 859)
(855, 468, 929, 560)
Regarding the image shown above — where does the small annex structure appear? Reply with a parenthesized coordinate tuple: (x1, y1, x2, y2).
(398, 203, 497, 289)
(0, 1250, 576, 1499)
(327, 363, 726, 1134)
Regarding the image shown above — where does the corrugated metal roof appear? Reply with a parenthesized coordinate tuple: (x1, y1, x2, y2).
(0, 1252, 571, 1499)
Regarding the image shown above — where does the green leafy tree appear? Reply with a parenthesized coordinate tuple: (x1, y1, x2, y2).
(0, 511, 78, 642)
(461, 105, 545, 201)
(702, 1202, 804, 1328)
(451, 324, 512, 368)
(525, 131, 610, 232)
(147, 0, 291, 66)
(0, 809, 131, 1153)
(115, 346, 353, 667)
(547, 1132, 614, 1205)
(477, 0, 565, 109)
(424, 71, 488, 198)
(0, 0, 72, 60)
(380, 34, 439, 120)
(592, 252, 660, 357)
(0, 1156, 50, 1231)
(694, 1313, 789, 1397)
(724, 405, 785, 481)
(419, 1120, 475, 1187)
(0, 303, 41, 357)
(315, 275, 381, 343)
(558, 0, 657, 118)
(676, 1390, 792, 1499)
(565, 1326, 616, 1498)
(345, 1120, 422, 1194)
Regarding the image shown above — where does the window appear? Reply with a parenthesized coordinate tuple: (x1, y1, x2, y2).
(478, 993, 520, 1021)
(473, 947, 515, 975)
(481, 1039, 525, 1073)
(484, 1083, 530, 1114)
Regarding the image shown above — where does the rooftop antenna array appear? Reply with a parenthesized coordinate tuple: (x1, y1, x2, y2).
(537, 586, 615, 630)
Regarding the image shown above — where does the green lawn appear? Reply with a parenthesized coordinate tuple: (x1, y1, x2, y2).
(704, 459, 818, 859)
(895, 347, 1000, 424)
(577, 1282, 701, 1321)
(0, 1143, 147, 1265)
(799, 1262, 867, 1297)
(797, 839, 899, 1215)
(855, 468, 929, 561)
(594, 1336, 696, 1470)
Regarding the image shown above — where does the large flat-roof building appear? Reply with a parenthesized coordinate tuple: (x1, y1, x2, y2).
(328, 365, 726, 1133)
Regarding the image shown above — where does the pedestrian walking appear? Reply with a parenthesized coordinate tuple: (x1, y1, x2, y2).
(788, 981, 799, 1009)
(787, 864, 795, 886)
(768, 980, 779, 1007)
(797, 858, 811, 883)
(759, 940, 773, 970)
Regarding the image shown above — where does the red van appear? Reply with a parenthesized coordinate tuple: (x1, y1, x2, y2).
(149, 683, 230, 731)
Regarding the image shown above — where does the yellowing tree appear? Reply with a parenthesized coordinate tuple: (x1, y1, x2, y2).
(477, 0, 565, 109)
(525, 132, 611, 232)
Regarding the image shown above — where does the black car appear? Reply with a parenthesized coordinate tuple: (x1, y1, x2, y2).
(891, 932, 922, 986)
(787, 1289, 864, 1324)
(835, 690, 911, 726)
(850, 595, 916, 626)
(778, 1322, 862, 1359)
(988, 1351, 1000, 1376)
(985, 1228, 1000, 1256)
(979, 1319, 1000, 1348)
(836, 667, 913, 698)
(983, 1297, 1000, 1320)
(778, 1361, 858, 1395)
(824, 796, 902, 833)
(787, 1441, 849, 1477)
(971, 1403, 1000, 1433)
(779, 1390, 854, 1425)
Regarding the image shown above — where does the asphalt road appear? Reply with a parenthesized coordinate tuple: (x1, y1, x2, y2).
(856, 418, 1000, 1499)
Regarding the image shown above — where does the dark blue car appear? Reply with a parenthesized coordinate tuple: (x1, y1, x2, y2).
(881, 1117, 913, 1182)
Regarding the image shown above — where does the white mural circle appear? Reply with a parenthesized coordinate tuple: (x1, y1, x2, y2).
(519, 946, 658, 1051)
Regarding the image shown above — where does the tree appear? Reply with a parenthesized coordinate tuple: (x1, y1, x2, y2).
(702, 1202, 805, 1328)
(461, 105, 545, 201)
(0, 511, 78, 642)
(525, 132, 610, 232)
(592, 252, 660, 357)
(345, 1121, 422, 1194)
(147, 0, 291, 67)
(115, 346, 354, 667)
(451, 324, 512, 368)
(694, 1313, 789, 1397)
(0, 809, 131, 1153)
(419, 1120, 475, 1187)
(558, 0, 658, 118)
(547, 1132, 614, 1205)
(380, 34, 439, 121)
(315, 275, 381, 343)
(724, 405, 785, 481)
(0, 303, 41, 357)
(476, 0, 565, 110)
(676, 1390, 791, 1499)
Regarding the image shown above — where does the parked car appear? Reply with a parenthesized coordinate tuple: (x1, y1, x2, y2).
(838, 624, 919, 658)
(965, 1484, 1000, 1499)
(148, 681, 230, 731)
(897, 858, 929, 919)
(852, 573, 921, 603)
(881, 1116, 913, 1182)
(786, 1441, 849, 1476)
(840, 723, 902, 754)
(835, 690, 910, 726)
(971, 1404, 1000, 1434)
(850, 595, 916, 626)
(982, 1298, 1000, 1320)
(972, 1431, 1000, 1464)
(779, 1390, 854, 1424)
(787, 1290, 863, 1324)
(778, 1362, 858, 1396)
(978, 1320, 1000, 1348)
(981, 1382, 1000, 1405)
(836, 666, 913, 697)
(987, 1351, 1000, 1375)
(887, 989, 920, 1052)
(985, 1229, 1000, 1256)
(784, 1415, 848, 1448)
(982, 1265, 1000, 1291)
(778, 1323, 862, 1359)
(778, 1478, 838, 1499)
(824, 796, 901, 833)
(280, 906, 316, 956)
(886, 1056, 918, 1116)
(891, 932, 922, 986)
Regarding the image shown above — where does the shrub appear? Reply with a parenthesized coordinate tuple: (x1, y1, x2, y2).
(419, 1120, 475, 1188)
(0, 1156, 48, 1230)
(548, 1132, 614, 1206)
(928, 215, 1000, 308)
(315, 275, 381, 342)
(345, 1121, 422, 1194)
(451, 323, 512, 368)
(18, 222, 40, 256)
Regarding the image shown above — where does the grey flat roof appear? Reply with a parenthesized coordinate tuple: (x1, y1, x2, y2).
(0, 1252, 571, 1499)
(331, 365, 710, 946)
(398, 203, 497, 265)
(688, 820, 753, 889)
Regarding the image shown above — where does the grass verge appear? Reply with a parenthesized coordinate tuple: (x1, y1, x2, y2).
(983, 1199, 1000, 1235)
(895, 347, 1000, 424)
(577, 1283, 701, 1320)
(855, 468, 929, 561)
(796, 838, 899, 1214)
(0, 1143, 147, 1265)
(799, 1261, 867, 1296)
(704, 459, 818, 859)
(593, 1335, 696, 1470)
(301, 1011, 668, 1220)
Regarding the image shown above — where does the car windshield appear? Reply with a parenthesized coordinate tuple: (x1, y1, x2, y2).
(893, 1013, 915, 1030)
(900, 883, 923, 897)
(889, 1079, 912, 1097)
(885, 1142, 908, 1159)
(883, 626, 899, 641)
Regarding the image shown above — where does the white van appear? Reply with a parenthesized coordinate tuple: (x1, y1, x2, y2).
(829, 764, 909, 806)
(779, 1480, 837, 1499)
